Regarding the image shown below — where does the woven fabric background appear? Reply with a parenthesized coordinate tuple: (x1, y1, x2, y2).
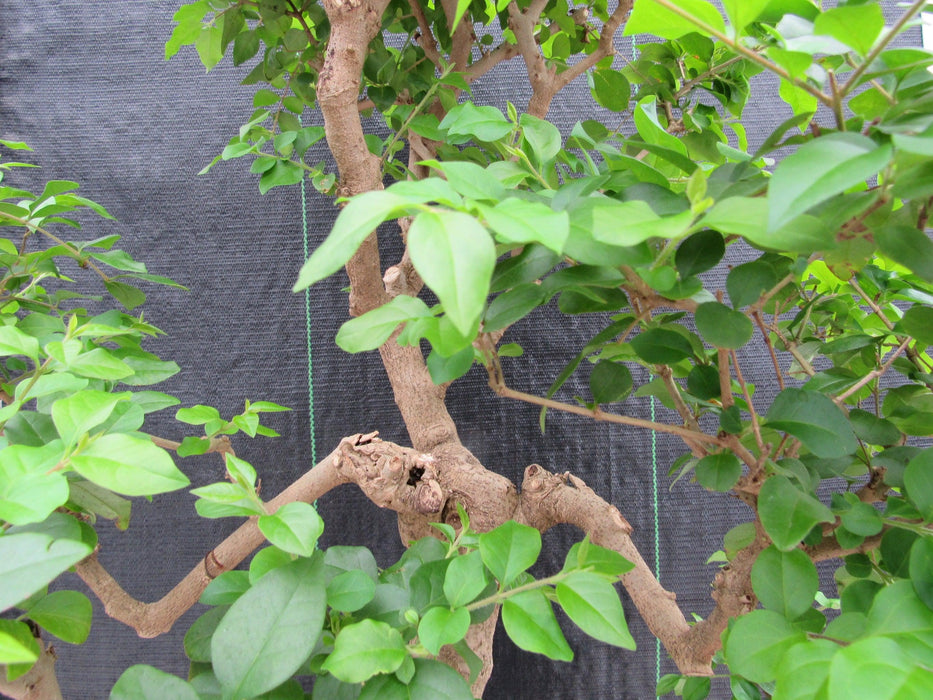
(0, 2, 919, 698)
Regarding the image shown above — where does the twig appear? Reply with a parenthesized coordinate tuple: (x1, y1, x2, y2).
(729, 349, 764, 454)
(835, 337, 910, 404)
(752, 310, 784, 390)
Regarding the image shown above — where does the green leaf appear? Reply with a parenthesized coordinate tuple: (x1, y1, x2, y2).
(321, 619, 407, 684)
(727, 260, 778, 308)
(520, 114, 561, 165)
(899, 306, 933, 346)
(630, 328, 695, 365)
(0, 443, 70, 526)
(212, 557, 326, 698)
(876, 224, 933, 283)
(751, 546, 818, 620)
(184, 605, 228, 662)
(25, 590, 92, 644)
(418, 607, 471, 656)
(675, 229, 724, 279)
(774, 638, 837, 700)
(336, 295, 431, 353)
(695, 452, 742, 492)
(483, 284, 545, 333)
(813, 3, 884, 57)
(111, 665, 199, 700)
(443, 550, 489, 607)
(478, 521, 541, 587)
(439, 102, 513, 143)
(0, 325, 39, 360)
(588, 69, 630, 112)
(848, 409, 902, 446)
(426, 345, 474, 384)
(70, 433, 189, 496)
(326, 569, 376, 612)
(722, 0, 769, 31)
(409, 210, 495, 336)
(911, 537, 933, 609)
(695, 302, 753, 349)
(502, 588, 573, 661)
(866, 580, 933, 637)
(562, 540, 634, 577)
(765, 388, 857, 459)
(904, 449, 933, 521)
(827, 636, 933, 700)
(294, 191, 409, 292)
(767, 133, 892, 232)
(480, 199, 569, 254)
(556, 572, 634, 649)
(51, 390, 125, 447)
(0, 620, 39, 665)
(724, 609, 805, 683)
(200, 570, 251, 606)
(624, 0, 726, 40)
(0, 533, 91, 612)
(258, 502, 324, 557)
(758, 476, 834, 551)
(356, 658, 474, 700)
(589, 361, 633, 404)
(191, 482, 265, 518)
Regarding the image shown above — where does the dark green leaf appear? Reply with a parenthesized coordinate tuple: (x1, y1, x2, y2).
(326, 570, 376, 612)
(695, 452, 742, 492)
(765, 388, 857, 459)
(675, 229, 724, 279)
(588, 69, 630, 112)
(184, 606, 228, 663)
(630, 328, 695, 365)
(905, 448, 933, 521)
(724, 609, 805, 683)
(25, 590, 92, 644)
(727, 260, 779, 308)
(589, 361, 633, 404)
(110, 665, 199, 700)
(758, 475, 834, 551)
(910, 537, 933, 609)
(751, 546, 818, 620)
(695, 302, 753, 349)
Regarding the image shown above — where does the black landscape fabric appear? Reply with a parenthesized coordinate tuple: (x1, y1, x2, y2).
(0, 2, 918, 699)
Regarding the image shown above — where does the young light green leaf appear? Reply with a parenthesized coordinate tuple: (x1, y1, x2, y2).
(25, 590, 93, 644)
(111, 664, 200, 700)
(562, 540, 634, 577)
(765, 388, 857, 459)
(813, 3, 884, 57)
(51, 390, 126, 447)
(624, 0, 725, 41)
(408, 210, 495, 336)
(478, 521, 541, 587)
(443, 550, 490, 607)
(827, 636, 933, 700)
(480, 199, 569, 254)
(326, 569, 376, 612)
(520, 114, 561, 165)
(758, 476, 834, 551)
(768, 133, 892, 232)
(418, 607, 471, 656)
(502, 589, 573, 662)
(294, 191, 409, 292)
(556, 572, 634, 649)
(722, 0, 769, 31)
(212, 557, 326, 697)
(0, 533, 92, 613)
(774, 638, 837, 700)
(0, 443, 70, 526)
(258, 502, 325, 557)
(321, 619, 407, 684)
(724, 609, 805, 683)
(0, 620, 40, 665)
(336, 295, 431, 353)
(0, 325, 39, 360)
(751, 546, 818, 620)
(356, 658, 474, 700)
(69, 434, 189, 496)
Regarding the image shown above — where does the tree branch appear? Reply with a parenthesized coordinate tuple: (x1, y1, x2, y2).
(0, 638, 63, 700)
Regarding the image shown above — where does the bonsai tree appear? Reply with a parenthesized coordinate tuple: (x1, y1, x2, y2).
(2, 0, 933, 698)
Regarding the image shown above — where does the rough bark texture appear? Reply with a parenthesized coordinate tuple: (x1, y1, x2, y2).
(0, 641, 63, 700)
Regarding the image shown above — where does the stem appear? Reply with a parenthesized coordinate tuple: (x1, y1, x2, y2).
(465, 571, 569, 611)
(835, 337, 910, 404)
(4, 213, 110, 281)
(729, 349, 764, 454)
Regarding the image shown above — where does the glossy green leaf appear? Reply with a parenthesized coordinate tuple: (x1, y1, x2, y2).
(322, 619, 407, 684)
(589, 361, 633, 404)
(480, 199, 569, 254)
(326, 569, 376, 612)
(624, 0, 725, 41)
(695, 302, 753, 349)
(774, 638, 837, 700)
(25, 590, 92, 644)
(0, 533, 92, 612)
(409, 210, 495, 335)
(758, 475, 834, 551)
(110, 665, 199, 700)
(443, 550, 489, 607)
(294, 191, 408, 292)
(70, 433, 189, 496)
(212, 557, 326, 697)
(768, 133, 892, 232)
(336, 295, 431, 353)
(502, 589, 573, 662)
(904, 449, 933, 521)
(751, 546, 818, 620)
(828, 636, 933, 700)
(813, 4, 884, 57)
(630, 328, 695, 365)
(0, 619, 39, 665)
(478, 521, 541, 587)
(556, 572, 634, 649)
(588, 69, 630, 112)
(724, 609, 805, 683)
(765, 388, 857, 459)
(258, 502, 324, 557)
(418, 607, 471, 656)
(695, 451, 742, 492)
